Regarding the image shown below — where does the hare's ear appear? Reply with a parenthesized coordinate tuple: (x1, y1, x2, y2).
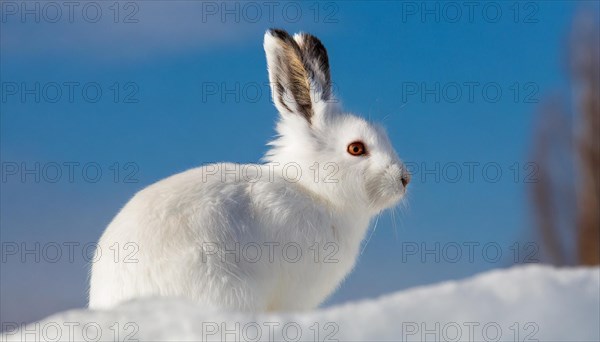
(264, 29, 313, 124)
(293, 32, 332, 102)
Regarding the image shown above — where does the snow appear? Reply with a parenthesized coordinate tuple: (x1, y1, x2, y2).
(2, 265, 599, 341)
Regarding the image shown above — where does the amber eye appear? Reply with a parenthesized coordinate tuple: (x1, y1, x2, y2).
(347, 141, 367, 156)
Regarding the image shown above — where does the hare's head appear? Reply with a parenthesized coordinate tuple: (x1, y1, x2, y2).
(263, 29, 409, 215)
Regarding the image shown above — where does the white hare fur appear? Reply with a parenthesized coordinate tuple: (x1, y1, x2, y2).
(89, 29, 410, 311)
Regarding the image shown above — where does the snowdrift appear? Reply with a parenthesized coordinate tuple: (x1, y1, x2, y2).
(3, 265, 599, 341)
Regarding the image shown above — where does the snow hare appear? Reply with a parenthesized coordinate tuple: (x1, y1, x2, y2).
(89, 29, 410, 311)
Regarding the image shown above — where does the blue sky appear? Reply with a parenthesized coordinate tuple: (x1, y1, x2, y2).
(1, 0, 592, 325)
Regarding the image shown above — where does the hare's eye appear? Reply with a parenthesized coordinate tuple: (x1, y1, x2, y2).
(347, 141, 367, 156)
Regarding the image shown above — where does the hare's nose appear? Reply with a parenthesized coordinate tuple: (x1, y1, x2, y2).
(401, 173, 411, 188)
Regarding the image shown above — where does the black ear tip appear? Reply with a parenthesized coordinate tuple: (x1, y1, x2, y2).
(309, 34, 326, 49)
(267, 28, 291, 40)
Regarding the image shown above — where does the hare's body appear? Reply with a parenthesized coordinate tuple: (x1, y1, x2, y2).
(89, 29, 410, 311)
(89, 164, 369, 310)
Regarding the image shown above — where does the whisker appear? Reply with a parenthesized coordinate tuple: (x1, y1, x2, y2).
(391, 206, 399, 241)
(361, 213, 381, 255)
